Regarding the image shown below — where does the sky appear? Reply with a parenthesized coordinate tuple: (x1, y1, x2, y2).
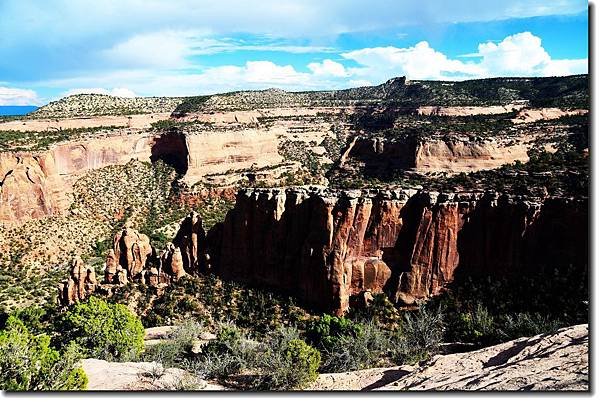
(0, 0, 589, 106)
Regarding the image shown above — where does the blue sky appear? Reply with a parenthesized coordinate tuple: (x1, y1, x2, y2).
(0, 0, 589, 105)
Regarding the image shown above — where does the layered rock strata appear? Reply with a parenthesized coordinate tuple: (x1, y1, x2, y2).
(342, 135, 534, 175)
(195, 187, 587, 315)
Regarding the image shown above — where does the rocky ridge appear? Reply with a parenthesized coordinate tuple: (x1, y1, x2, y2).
(30, 94, 184, 119)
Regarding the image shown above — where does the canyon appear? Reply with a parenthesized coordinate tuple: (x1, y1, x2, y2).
(0, 74, 589, 313)
(88, 186, 587, 316)
(0, 104, 582, 223)
(183, 187, 588, 314)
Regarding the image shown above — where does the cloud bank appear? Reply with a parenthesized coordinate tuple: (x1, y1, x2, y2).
(31, 31, 586, 101)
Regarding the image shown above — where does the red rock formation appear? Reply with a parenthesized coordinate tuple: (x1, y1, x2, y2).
(160, 243, 186, 281)
(172, 211, 207, 274)
(58, 256, 97, 305)
(109, 226, 154, 281)
(197, 187, 587, 315)
(104, 226, 187, 288)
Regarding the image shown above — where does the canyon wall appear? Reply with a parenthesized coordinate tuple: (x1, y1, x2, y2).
(177, 187, 587, 315)
(0, 132, 153, 222)
(343, 135, 534, 175)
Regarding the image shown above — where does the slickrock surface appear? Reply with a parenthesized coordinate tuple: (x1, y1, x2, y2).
(81, 358, 227, 391)
(511, 107, 587, 124)
(382, 324, 589, 391)
(309, 324, 588, 391)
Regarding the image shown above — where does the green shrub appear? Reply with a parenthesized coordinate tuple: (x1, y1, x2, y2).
(392, 306, 445, 364)
(284, 339, 321, 383)
(143, 319, 203, 368)
(496, 312, 563, 341)
(0, 317, 87, 390)
(60, 296, 144, 361)
(306, 314, 363, 351)
(454, 303, 496, 345)
(251, 328, 321, 390)
(349, 293, 401, 330)
(306, 314, 390, 373)
(319, 320, 390, 373)
(199, 323, 250, 378)
(5, 306, 52, 335)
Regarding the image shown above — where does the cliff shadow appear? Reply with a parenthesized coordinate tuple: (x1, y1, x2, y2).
(150, 129, 189, 175)
(380, 193, 428, 302)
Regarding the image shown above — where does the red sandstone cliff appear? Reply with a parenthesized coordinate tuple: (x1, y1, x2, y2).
(198, 187, 587, 315)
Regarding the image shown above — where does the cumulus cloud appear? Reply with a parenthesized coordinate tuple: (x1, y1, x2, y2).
(64, 87, 137, 98)
(342, 32, 587, 81)
(477, 31, 587, 77)
(30, 31, 588, 100)
(342, 42, 482, 81)
(307, 59, 349, 77)
(0, 87, 41, 106)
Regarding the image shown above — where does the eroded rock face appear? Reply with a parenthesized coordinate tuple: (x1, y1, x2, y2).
(0, 133, 153, 223)
(160, 243, 186, 281)
(197, 187, 587, 315)
(110, 226, 154, 281)
(343, 135, 533, 175)
(172, 211, 207, 274)
(103, 226, 189, 289)
(58, 256, 97, 305)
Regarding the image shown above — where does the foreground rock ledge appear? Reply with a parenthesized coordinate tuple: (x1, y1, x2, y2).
(309, 324, 588, 391)
(81, 359, 227, 391)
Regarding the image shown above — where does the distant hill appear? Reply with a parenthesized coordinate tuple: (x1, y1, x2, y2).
(30, 75, 588, 119)
(174, 74, 588, 114)
(30, 94, 185, 119)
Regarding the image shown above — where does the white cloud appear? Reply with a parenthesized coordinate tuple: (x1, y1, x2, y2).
(0, 87, 41, 105)
(342, 32, 586, 82)
(31, 31, 587, 100)
(342, 42, 482, 81)
(63, 87, 137, 98)
(0, 0, 586, 48)
(477, 32, 588, 76)
(307, 59, 348, 77)
(99, 30, 198, 69)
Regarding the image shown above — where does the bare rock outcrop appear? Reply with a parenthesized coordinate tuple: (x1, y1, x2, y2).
(511, 107, 587, 124)
(172, 211, 208, 273)
(309, 324, 588, 391)
(192, 187, 587, 315)
(110, 226, 154, 281)
(58, 256, 97, 305)
(81, 358, 226, 391)
(343, 135, 533, 175)
(160, 243, 186, 281)
(103, 227, 188, 289)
